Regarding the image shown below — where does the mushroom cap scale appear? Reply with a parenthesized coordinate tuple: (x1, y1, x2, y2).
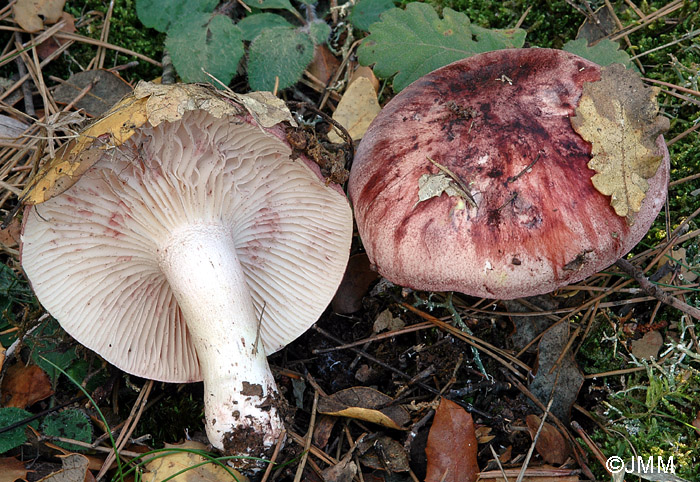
(21, 108, 353, 383)
(348, 48, 669, 299)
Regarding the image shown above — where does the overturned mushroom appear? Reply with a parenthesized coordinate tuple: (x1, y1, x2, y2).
(21, 83, 353, 463)
(348, 48, 669, 299)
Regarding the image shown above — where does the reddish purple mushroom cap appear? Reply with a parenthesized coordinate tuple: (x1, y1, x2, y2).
(348, 48, 669, 299)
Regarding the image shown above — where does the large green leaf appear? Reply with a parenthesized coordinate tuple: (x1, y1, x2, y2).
(136, 0, 218, 33)
(238, 13, 292, 41)
(242, 0, 296, 14)
(357, 2, 526, 92)
(349, 0, 395, 31)
(0, 408, 37, 453)
(166, 13, 244, 85)
(248, 28, 314, 91)
(563, 38, 634, 69)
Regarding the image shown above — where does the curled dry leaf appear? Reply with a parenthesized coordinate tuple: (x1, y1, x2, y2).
(570, 64, 669, 223)
(13, 0, 66, 33)
(525, 414, 571, 465)
(425, 398, 479, 482)
(317, 387, 410, 430)
(0, 362, 53, 409)
(20, 82, 297, 205)
(143, 440, 248, 482)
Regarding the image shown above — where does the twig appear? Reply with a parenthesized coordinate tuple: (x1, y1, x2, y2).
(293, 390, 319, 482)
(97, 379, 154, 479)
(260, 429, 286, 482)
(13, 33, 34, 117)
(615, 258, 700, 320)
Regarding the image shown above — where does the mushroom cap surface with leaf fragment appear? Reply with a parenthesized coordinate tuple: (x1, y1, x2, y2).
(348, 48, 669, 299)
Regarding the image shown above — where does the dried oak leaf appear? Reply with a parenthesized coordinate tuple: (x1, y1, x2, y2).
(570, 64, 669, 223)
(425, 398, 479, 482)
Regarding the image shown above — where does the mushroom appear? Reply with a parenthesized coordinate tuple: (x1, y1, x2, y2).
(20, 83, 353, 462)
(348, 48, 669, 299)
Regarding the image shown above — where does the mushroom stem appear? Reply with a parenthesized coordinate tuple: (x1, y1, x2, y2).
(157, 223, 283, 454)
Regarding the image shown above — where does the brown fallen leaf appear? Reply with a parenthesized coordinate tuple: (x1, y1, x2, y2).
(13, 0, 66, 33)
(0, 217, 22, 249)
(317, 387, 410, 430)
(308, 45, 340, 86)
(53, 70, 133, 117)
(328, 76, 381, 143)
(1, 361, 54, 408)
(0, 456, 30, 482)
(312, 414, 336, 450)
(143, 440, 248, 482)
(357, 434, 409, 472)
(570, 64, 669, 222)
(331, 253, 379, 314)
(692, 411, 700, 435)
(525, 414, 571, 465)
(321, 454, 357, 482)
(36, 12, 76, 59)
(36, 453, 91, 482)
(630, 330, 664, 360)
(373, 309, 405, 333)
(425, 398, 479, 482)
(348, 66, 379, 93)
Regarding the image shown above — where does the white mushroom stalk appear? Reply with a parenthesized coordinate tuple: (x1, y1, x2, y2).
(159, 223, 283, 450)
(20, 87, 353, 464)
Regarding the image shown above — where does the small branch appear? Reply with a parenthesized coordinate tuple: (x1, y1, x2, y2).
(615, 258, 700, 320)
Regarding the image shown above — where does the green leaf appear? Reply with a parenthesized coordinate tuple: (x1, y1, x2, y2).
(166, 13, 244, 85)
(242, 0, 296, 14)
(349, 0, 395, 32)
(248, 28, 315, 91)
(136, 0, 218, 33)
(26, 318, 79, 382)
(41, 409, 93, 452)
(0, 407, 37, 453)
(357, 3, 526, 92)
(308, 20, 331, 45)
(563, 38, 634, 69)
(238, 13, 293, 41)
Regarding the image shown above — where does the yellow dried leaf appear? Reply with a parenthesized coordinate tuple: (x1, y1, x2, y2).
(20, 94, 148, 205)
(317, 387, 410, 430)
(570, 64, 669, 223)
(20, 82, 296, 206)
(13, 0, 66, 33)
(328, 77, 381, 143)
(144, 441, 248, 482)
